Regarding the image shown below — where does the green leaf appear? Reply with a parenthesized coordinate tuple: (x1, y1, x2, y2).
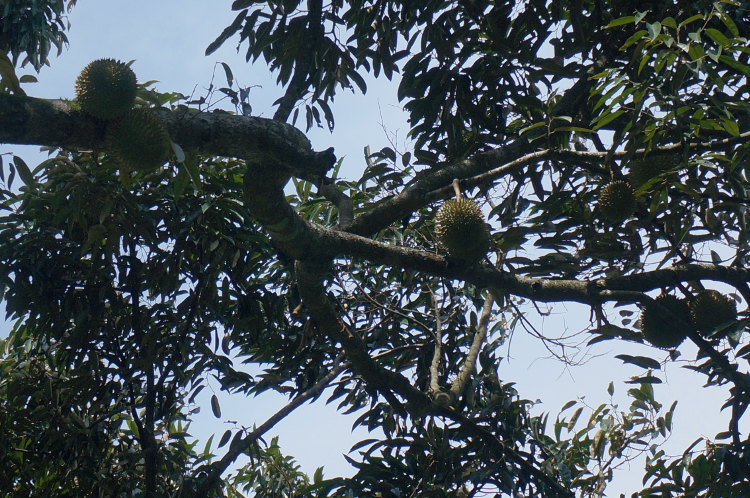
(706, 28, 730, 48)
(719, 55, 750, 78)
(171, 142, 186, 163)
(220, 62, 234, 87)
(218, 429, 232, 448)
(661, 17, 677, 29)
(615, 354, 661, 370)
(560, 400, 577, 413)
(173, 164, 190, 198)
(183, 155, 202, 191)
(638, 49, 653, 75)
(679, 14, 705, 29)
(707, 46, 722, 62)
(621, 30, 648, 49)
(211, 394, 222, 418)
(519, 122, 547, 134)
(12, 156, 35, 188)
(721, 117, 740, 136)
(554, 126, 594, 133)
(718, 12, 739, 37)
(567, 406, 583, 430)
(606, 16, 635, 28)
(0, 52, 23, 95)
(688, 43, 705, 63)
(592, 109, 627, 130)
(646, 22, 661, 39)
(206, 9, 247, 56)
(625, 375, 662, 384)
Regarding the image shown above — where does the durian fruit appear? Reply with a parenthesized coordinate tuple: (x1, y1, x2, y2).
(105, 108, 171, 172)
(628, 153, 681, 188)
(690, 290, 737, 337)
(76, 59, 137, 119)
(435, 197, 490, 262)
(596, 180, 636, 222)
(640, 294, 691, 349)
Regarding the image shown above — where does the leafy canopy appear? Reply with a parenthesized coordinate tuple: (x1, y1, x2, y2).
(2, 1, 750, 497)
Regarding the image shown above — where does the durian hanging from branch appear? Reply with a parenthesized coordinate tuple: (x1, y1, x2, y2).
(640, 294, 690, 349)
(690, 290, 737, 338)
(435, 179, 490, 262)
(628, 152, 682, 188)
(596, 180, 636, 223)
(105, 108, 172, 172)
(74, 59, 173, 175)
(75, 59, 137, 119)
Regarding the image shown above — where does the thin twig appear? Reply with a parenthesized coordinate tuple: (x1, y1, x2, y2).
(189, 355, 349, 497)
(429, 287, 443, 395)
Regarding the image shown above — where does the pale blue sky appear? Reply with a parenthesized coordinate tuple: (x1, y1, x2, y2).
(1, 1, 744, 493)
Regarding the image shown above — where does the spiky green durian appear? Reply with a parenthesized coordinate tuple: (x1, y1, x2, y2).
(597, 180, 636, 222)
(435, 197, 490, 262)
(640, 294, 690, 349)
(690, 290, 737, 337)
(628, 153, 681, 188)
(105, 108, 171, 171)
(76, 59, 137, 119)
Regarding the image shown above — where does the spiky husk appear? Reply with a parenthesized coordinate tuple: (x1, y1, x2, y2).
(690, 290, 737, 337)
(597, 181, 636, 222)
(105, 108, 171, 171)
(75, 59, 137, 119)
(435, 198, 490, 262)
(628, 153, 681, 188)
(640, 295, 690, 349)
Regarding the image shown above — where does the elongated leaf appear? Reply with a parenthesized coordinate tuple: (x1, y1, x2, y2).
(606, 16, 635, 28)
(567, 406, 583, 430)
(218, 429, 232, 448)
(13, 156, 35, 187)
(615, 354, 661, 370)
(206, 10, 248, 56)
(706, 28, 730, 48)
(211, 394, 222, 418)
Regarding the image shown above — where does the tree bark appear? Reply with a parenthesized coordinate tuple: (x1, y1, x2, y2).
(0, 93, 336, 183)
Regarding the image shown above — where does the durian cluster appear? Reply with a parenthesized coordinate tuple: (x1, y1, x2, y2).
(435, 197, 490, 262)
(593, 153, 682, 225)
(76, 59, 171, 172)
(640, 291, 738, 349)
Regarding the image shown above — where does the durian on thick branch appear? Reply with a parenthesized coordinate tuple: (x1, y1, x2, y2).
(241, 166, 750, 305)
(0, 92, 335, 183)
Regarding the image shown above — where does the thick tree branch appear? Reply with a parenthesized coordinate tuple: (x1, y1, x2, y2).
(241, 174, 750, 305)
(0, 92, 336, 182)
(320, 182, 354, 229)
(346, 141, 531, 237)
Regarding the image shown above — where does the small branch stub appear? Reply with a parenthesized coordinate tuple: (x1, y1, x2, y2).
(452, 178, 462, 199)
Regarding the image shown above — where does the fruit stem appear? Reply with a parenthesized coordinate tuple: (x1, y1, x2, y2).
(452, 179, 462, 199)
